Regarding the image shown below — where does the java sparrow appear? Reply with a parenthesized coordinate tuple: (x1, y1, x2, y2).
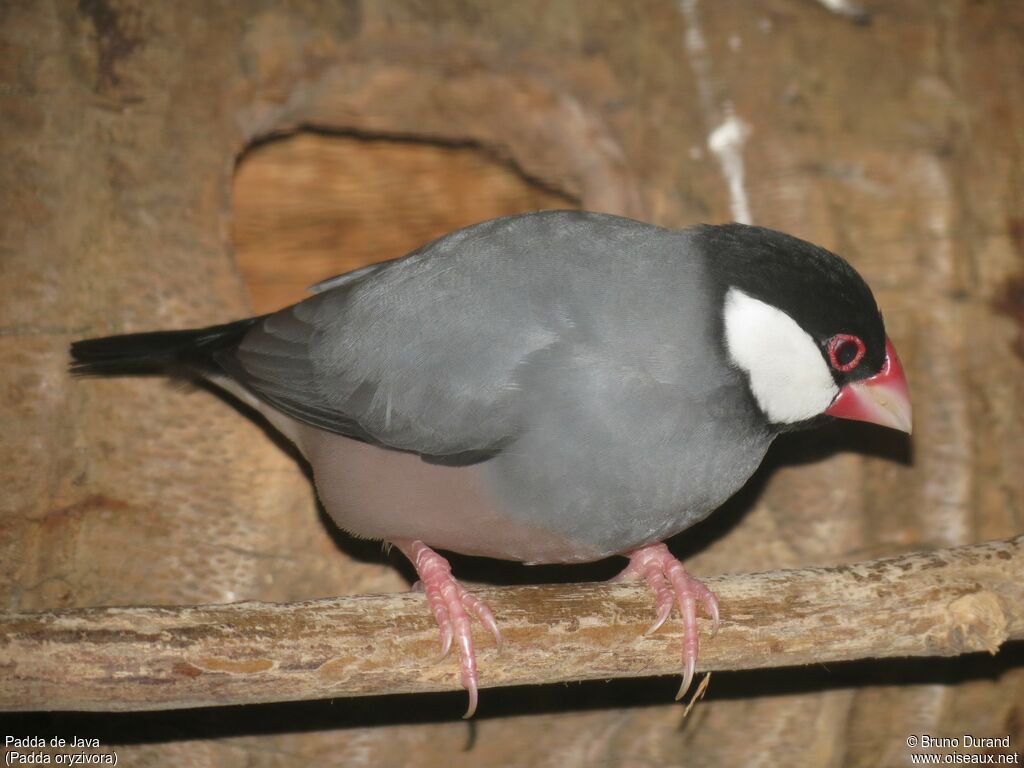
(71, 211, 912, 716)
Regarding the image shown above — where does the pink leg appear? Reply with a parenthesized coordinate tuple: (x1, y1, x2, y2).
(616, 542, 720, 699)
(394, 539, 502, 718)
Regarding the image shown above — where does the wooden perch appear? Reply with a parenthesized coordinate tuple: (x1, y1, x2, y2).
(2, 536, 1022, 712)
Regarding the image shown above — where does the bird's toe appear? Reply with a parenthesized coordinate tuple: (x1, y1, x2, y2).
(396, 539, 499, 717)
(618, 542, 719, 700)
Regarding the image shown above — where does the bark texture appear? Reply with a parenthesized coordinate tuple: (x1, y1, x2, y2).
(2, 537, 1023, 712)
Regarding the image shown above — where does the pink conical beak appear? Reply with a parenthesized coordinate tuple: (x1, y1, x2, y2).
(825, 337, 912, 434)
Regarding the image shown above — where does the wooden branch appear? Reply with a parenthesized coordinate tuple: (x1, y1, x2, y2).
(2, 536, 1022, 712)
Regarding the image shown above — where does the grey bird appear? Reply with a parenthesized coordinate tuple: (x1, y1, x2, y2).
(71, 210, 912, 716)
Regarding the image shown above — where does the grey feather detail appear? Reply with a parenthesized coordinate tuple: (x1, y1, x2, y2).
(222, 211, 746, 479)
(306, 261, 390, 293)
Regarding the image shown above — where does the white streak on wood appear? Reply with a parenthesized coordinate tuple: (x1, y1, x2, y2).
(708, 113, 753, 224)
(815, 0, 868, 21)
(679, 0, 754, 224)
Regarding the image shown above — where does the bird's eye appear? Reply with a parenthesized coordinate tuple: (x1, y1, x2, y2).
(827, 334, 865, 372)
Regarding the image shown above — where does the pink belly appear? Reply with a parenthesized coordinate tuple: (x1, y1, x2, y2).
(298, 426, 602, 564)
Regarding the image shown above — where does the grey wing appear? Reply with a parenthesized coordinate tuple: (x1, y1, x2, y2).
(216, 305, 382, 446)
(218, 230, 562, 463)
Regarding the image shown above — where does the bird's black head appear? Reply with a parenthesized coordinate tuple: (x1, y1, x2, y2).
(696, 223, 911, 433)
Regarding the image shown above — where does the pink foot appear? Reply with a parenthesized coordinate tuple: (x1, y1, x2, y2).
(617, 542, 720, 699)
(395, 540, 502, 718)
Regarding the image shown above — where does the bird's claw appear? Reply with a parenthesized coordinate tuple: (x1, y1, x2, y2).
(677, 654, 696, 701)
(400, 540, 502, 718)
(646, 601, 673, 636)
(619, 542, 719, 699)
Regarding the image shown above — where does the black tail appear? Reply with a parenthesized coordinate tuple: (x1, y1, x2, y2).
(69, 317, 263, 376)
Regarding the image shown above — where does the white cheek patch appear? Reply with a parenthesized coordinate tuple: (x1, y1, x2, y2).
(723, 288, 839, 424)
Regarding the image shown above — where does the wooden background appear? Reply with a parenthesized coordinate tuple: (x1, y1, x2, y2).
(2, 1, 1022, 765)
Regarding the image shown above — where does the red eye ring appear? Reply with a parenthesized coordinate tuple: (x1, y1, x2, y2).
(827, 334, 866, 372)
